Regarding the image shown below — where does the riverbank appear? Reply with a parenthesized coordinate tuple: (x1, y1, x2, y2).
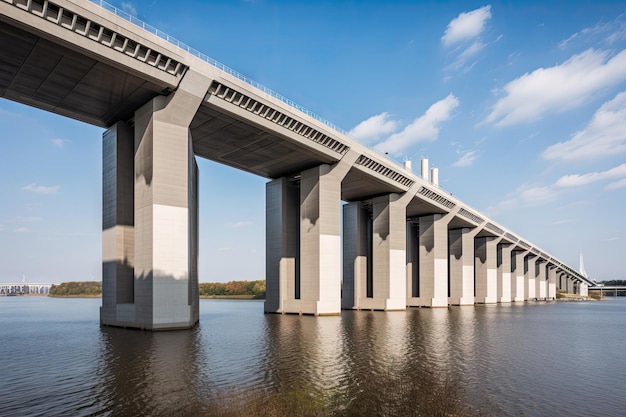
(48, 294, 102, 298)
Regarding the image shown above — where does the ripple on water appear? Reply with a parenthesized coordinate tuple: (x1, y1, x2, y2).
(2, 297, 626, 416)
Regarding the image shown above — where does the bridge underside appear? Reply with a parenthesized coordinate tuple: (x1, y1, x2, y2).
(0, 0, 592, 330)
(0, 18, 169, 127)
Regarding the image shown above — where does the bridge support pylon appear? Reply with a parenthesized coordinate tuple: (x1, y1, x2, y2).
(475, 236, 499, 304)
(100, 70, 212, 330)
(525, 254, 537, 300)
(511, 250, 528, 302)
(497, 242, 513, 303)
(265, 151, 357, 315)
(448, 227, 477, 306)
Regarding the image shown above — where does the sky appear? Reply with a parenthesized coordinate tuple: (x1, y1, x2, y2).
(1, 0, 625, 284)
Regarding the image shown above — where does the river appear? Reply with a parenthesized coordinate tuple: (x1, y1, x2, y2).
(0, 296, 624, 416)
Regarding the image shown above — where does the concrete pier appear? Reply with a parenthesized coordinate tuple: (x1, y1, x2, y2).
(511, 250, 528, 302)
(497, 242, 513, 303)
(548, 265, 557, 299)
(100, 70, 211, 330)
(475, 236, 498, 304)
(525, 254, 537, 300)
(536, 260, 547, 300)
(411, 213, 453, 307)
(448, 228, 478, 305)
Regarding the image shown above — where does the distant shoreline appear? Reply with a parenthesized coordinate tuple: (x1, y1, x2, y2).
(2, 294, 265, 300)
(48, 294, 102, 298)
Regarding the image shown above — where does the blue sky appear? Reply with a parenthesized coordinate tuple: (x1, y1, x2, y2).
(1, 0, 625, 284)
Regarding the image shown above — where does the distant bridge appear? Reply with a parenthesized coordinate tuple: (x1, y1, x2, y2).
(0, 283, 52, 295)
(588, 286, 626, 296)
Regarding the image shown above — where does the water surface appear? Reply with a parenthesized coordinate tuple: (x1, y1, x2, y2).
(1, 297, 624, 416)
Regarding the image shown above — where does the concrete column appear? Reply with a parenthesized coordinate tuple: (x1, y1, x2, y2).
(511, 250, 527, 302)
(101, 121, 134, 326)
(406, 220, 419, 300)
(268, 150, 358, 315)
(579, 282, 589, 297)
(362, 193, 409, 310)
(475, 236, 498, 304)
(265, 177, 299, 314)
(101, 69, 211, 330)
(408, 213, 452, 307)
(535, 259, 547, 300)
(548, 265, 557, 300)
(342, 201, 369, 310)
(497, 242, 513, 303)
(525, 254, 537, 300)
(448, 228, 476, 305)
(345, 183, 418, 311)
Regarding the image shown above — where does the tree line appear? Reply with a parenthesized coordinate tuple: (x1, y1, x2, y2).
(49, 281, 102, 296)
(199, 280, 265, 299)
(48, 280, 266, 298)
(600, 280, 626, 286)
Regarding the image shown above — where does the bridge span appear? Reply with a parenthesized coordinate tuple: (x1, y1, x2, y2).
(0, 0, 594, 330)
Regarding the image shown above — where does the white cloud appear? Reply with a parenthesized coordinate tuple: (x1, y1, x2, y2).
(442, 6, 492, 46)
(446, 41, 486, 72)
(230, 221, 252, 228)
(491, 163, 626, 213)
(543, 92, 626, 160)
(458, 41, 486, 61)
(484, 49, 626, 127)
(453, 150, 478, 167)
(606, 178, 626, 190)
(348, 113, 400, 143)
(12, 216, 42, 223)
(121, 2, 137, 17)
(560, 16, 626, 49)
(14, 227, 30, 233)
(374, 94, 459, 154)
(22, 183, 60, 194)
(50, 138, 70, 148)
(489, 185, 556, 214)
(555, 163, 626, 188)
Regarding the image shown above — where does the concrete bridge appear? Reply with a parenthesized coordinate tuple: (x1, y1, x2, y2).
(0, 0, 594, 330)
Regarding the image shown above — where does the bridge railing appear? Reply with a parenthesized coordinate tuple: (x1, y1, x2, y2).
(89, 0, 349, 137)
(88, 3, 457, 197)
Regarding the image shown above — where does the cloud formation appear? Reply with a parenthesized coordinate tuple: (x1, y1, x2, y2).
(485, 49, 626, 126)
(491, 163, 626, 213)
(230, 221, 252, 228)
(543, 91, 626, 160)
(554, 163, 626, 188)
(559, 15, 626, 49)
(374, 94, 459, 154)
(348, 113, 400, 144)
(121, 2, 137, 17)
(442, 6, 492, 72)
(51, 138, 69, 148)
(453, 150, 478, 167)
(442, 6, 492, 46)
(22, 183, 60, 194)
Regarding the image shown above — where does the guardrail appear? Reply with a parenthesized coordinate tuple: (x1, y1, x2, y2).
(88, 0, 349, 136)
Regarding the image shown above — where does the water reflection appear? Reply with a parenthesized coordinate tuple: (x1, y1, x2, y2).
(4, 298, 625, 416)
(99, 326, 208, 416)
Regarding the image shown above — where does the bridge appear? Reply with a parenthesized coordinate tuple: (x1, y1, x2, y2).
(0, 0, 594, 330)
(0, 283, 52, 295)
(588, 286, 626, 296)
